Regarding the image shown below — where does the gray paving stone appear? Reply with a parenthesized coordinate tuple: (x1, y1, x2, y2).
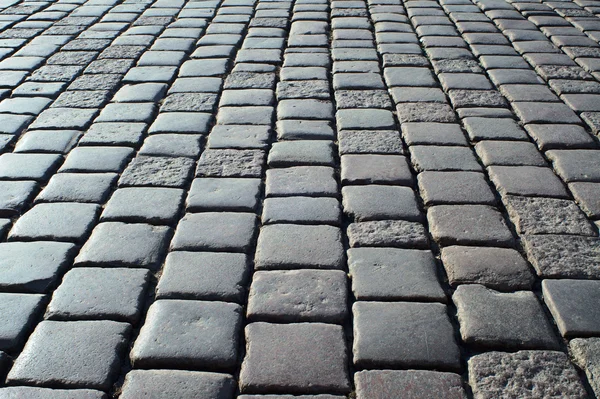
(418, 171, 496, 205)
(355, 370, 467, 399)
(239, 322, 350, 394)
(547, 150, 600, 183)
(0, 387, 107, 399)
(0, 292, 44, 352)
(7, 320, 130, 390)
(46, 268, 149, 323)
(139, 134, 201, 158)
(338, 130, 403, 154)
(341, 154, 413, 185)
(262, 197, 340, 225)
(265, 166, 338, 197)
(411, 146, 482, 172)
(569, 182, 600, 218)
(113, 83, 167, 102)
(542, 279, 600, 337)
(171, 212, 257, 253)
(0, 180, 37, 215)
(278, 99, 333, 120)
(276, 120, 334, 140)
(75, 222, 171, 269)
(0, 153, 61, 181)
(503, 195, 595, 236)
(120, 370, 236, 399)
(60, 146, 133, 173)
(247, 270, 347, 323)
(468, 351, 587, 399)
(463, 117, 528, 141)
(428, 205, 514, 247)
(131, 300, 242, 370)
(187, 177, 261, 212)
(475, 141, 546, 167)
(348, 247, 445, 301)
(454, 284, 558, 349)
(119, 156, 195, 188)
(512, 101, 581, 124)
(30, 108, 97, 130)
(239, 396, 342, 399)
(101, 187, 183, 224)
(9, 203, 99, 243)
(157, 252, 248, 302)
(148, 112, 212, 134)
(347, 220, 429, 249)
(401, 122, 468, 146)
(36, 173, 116, 203)
(525, 124, 595, 150)
(441, 246, 534, 290)
(336, 108, 395, 130)
(267, 140, 333, 167)
(255, 224, 344, 270)
(335, 90, 391, 109)
(488, 166, 569, 198)
(353, 301, 460, 370)
(79, 122, 146, 147)
(196, 149, 265, 178)
(342, 185, 421, 222)
(14, 130, 81, 154)
(397, 103, 456, 123)
(570, 338, 600, 397)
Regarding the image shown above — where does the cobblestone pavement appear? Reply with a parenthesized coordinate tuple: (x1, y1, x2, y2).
(1, 0, 600, 396)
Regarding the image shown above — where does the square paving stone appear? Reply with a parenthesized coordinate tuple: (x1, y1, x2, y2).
(196, 149, 265, 178)
(570, 338, 600, 397)
(453, 284, 559, 350)
(348, 248, 445, 301)
(411, 146, 482, 172)
(0, 387, 106, 398)
(488, 166, 569, 198)
(0, 180, 37, 215)
(265, 166, 338, 197)
(347, 220, 429, 249)
(36, 173, 116, 203)
(187, 178, 261, 212)
(262, 197, 341, 225)
(342, 185, 421, 222)
(355, 370, 467, 399)
(131, 300, 242, 370)
(75, 222, 171, 269)
(0, 153, 61, 181)
(463, 117, 528, 141)
(353, 301, 460, 370)
(119, 156, 195, 188)
(267, 140, 334, 167)
(119, 370, 236, 399)
(171, 212, 257, 253)
(468, 351, 587, 399)
(0, 242, 76, 294)
(546, 150, 600, 182)
(525, 124, 595, 150)
(9, 203, 99, 242)
(156, 252, 249, 302)
(569, 182, 600, 218)
(101, 187, 184, 224)
(542, 279, 600, 337)
(0, 292, 44, 352)
(247, 270, 347, 323)
(255, 224, 344, 270)
(441, 246, 534, 290)
(239, 322, 350, 394)
(503, 195, 595, 236)
(418, 171, 496, 205)
(46, 268, 149, 324)
(341, 154, 413, 185)
(60, 147, 134, 173)
(7, 320, 130, 390)
(475, 141, 546, 167)
(338, 130, 403, 155)
(427, 205, 514, 247)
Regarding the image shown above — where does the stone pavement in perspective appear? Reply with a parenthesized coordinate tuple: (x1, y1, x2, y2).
(1, 0, 600, 396)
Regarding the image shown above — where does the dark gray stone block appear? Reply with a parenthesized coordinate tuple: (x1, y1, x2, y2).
(569, 182, 600, 218)
(119, 156, 195, 188)
(59, 147, 134, 173)
(463, 117, 528, 141)
(543, 279, 600, 337)
(475, 141, 546, 167)
(0, 292, 44, 352)
(265, 166, 338, 197)
(187, 178, 261, 212)
(342, 185, 421, 221)
(196, 149, 265, 178)
(547, 149, 600, 183)
(570, 338, 600, 397)
(355, 370, 467, 399)
(0, 387, 107, 398)
(0, 180, 37, 215)
(341, 154, 413, 185)
(418, 171, 496, 205)
(411, 146, 482, 172)
(101, 187, 184, 224)
(267, 140, 334, 167)
(338, 130, 403, 154)
(347, 220, 429, 248)
(36, 173, 116, 203)
(488, 166, 569, 198)
(139, 134, 201, 158)
(262, 197, 340, 225)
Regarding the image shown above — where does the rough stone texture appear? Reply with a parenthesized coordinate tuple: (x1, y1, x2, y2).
(342, 185, 421, 222)
(239, 322, 350, 394)
(570, 338, 600, 397)
(7, 320, 130, 390)
(0, 387, 107, 398)
(468, 351, 587, 399)
(119, 156, 195, 188)
(347, 220, 429, 248)
(196, 149, 265, 178)
(355, 370, 467, 399)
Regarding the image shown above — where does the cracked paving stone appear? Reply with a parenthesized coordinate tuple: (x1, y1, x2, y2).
(255, 224, 344, 270)
(454, 284, 558, 350)
(120, 370, 236, 399)
(239, 322, 350, 394)
(101, 187, 184, 224)
(441, 246, 534, 291)
(75, 222, 171, 269)
(348, 247, 445, 301)
(156, 252, 248, 302)
(0, 292, 44, 352)
(131, 300, 242, 370)
(418, 171, 496, 205)
(542, 279, 600, 337)
(196, 149, 265, 178)
(119, 156, 195, 188)
(342, 185, 421, 222)
(488, 166, 569, 198)
(247, 270, 347, 323)
(503, 195, 595, 236)
(171, 212, 257, 253)
(9, 203, 99, 243)
(468, 351, 587, 399)
(353, 301, 460, 370)
(7, 320, 130, 391)
(46, 268, 149, 324)
(338, 130, 403, 155)
(355, 370, 467, 399)
(0, 387, 106, 398)
(347, 220, 429, 249)
(428, 205, 514, 247)
(571, 338, 600, 397)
